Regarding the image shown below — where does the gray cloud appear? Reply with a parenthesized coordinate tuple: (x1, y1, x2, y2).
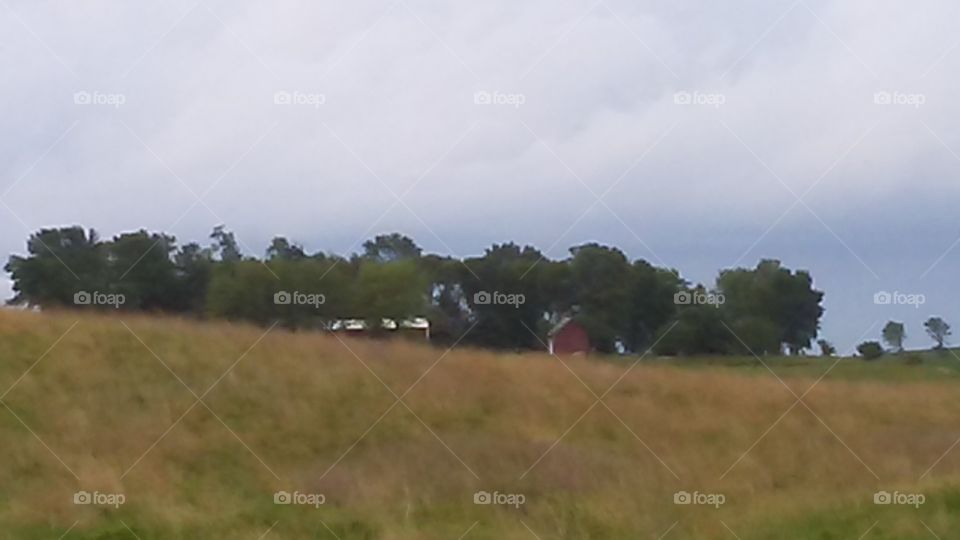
(2, 0, 959, 350)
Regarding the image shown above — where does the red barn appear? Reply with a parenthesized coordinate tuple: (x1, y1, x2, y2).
(547, 318, 590, 355)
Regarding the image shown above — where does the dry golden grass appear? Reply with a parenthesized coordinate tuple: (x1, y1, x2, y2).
(0, 309, 959, 539)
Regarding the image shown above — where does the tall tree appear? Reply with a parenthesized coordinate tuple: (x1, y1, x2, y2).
(353, 259, 426, 331)
(718, 260, 824, 354)
(266, 237, 306, 261)
(105, 230, 178, 310)
(210, 225, 242, 262)
(881, 321, 905, 352)
(172, 242, 214, 314)
(626, 261, 682, 353)
(5, 226, 106, 307)
(461, 243, 545, 350)
(362, 233, 422, 263)
(924, 317, 951, 350)
(567, 243, 632, 353)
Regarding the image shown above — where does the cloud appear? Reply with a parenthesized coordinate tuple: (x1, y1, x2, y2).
(1, 0, 959, 349)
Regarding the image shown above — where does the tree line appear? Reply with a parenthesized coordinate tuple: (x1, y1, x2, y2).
(5, 226, 826, 355)
(853, 318, 952, 360)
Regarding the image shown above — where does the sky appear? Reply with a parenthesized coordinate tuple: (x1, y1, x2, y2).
(1, 0, 958, 352)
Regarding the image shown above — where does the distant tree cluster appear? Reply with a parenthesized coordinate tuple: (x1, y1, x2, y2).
(6, 226, 826, 355)
(856, 317, 952, 360)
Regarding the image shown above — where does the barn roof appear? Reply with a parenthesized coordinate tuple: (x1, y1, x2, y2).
(547, 316, 578, 337)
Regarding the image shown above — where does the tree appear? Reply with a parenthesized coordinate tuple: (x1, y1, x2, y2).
(354, 259, 426, 327)
(419, 254, 471, 344)
(857, 341, 883, 360)
(652, 302, 729, 356)
(625, 261, 682, 353)
(206, 261, 278, 325)
(362, 233, 421, 263)
(924, 317, 951, 350)
(567, 244, 633, 353)
(461, 243, 546, 350)
(881, 321, 905, 352)
(817, 339, 836, 356)
(172, 242, 214, 314)
(210, 225, 242, 262)
(718, 260, 824, 354)
(5, 226, 106, 307)
(266, 237, 306, 261)
(104, 230, 179, 311)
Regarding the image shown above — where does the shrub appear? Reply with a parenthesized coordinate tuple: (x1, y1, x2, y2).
(856, 341, 883, 360)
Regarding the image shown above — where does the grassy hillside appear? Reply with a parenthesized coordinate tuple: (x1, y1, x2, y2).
(1, 310, 959, 539)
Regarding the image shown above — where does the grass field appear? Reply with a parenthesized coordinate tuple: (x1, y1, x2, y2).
(1, 309, 959, 539)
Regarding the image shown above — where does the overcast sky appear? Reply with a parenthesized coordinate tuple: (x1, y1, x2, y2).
(2, 0, 958, 352)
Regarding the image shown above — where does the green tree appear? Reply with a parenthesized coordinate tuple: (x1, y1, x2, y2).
(266, 237, 306, 261)
(817, 339, 836, 356)
(5, 226, 106, 307)
(419, 254, 471, 344)
(924, 317, 951, 350)
(354, 259, 425, 327)
(461, 243, 545, 350)
(626, 261, 682, 353)
(105, 230, 179, 310)
(171, 242, 214, 314)
(881, 321, 905, 352)
(362, 233, 421, 263)
(857, 341, 883, 360)
(652, 301, 729, 356)
(567, 243, 632, 353)
(718, 260, 824, 354)
(206, 261, 277, 325)
(210, 225, 242, 262)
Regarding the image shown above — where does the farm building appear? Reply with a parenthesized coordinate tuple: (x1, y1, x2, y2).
(547, 317, 590, 355)
(328, 317, 430, 341)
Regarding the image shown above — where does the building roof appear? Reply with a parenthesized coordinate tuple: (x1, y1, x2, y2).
(548, 316, 578, 338)
(329, 317, 429, 331)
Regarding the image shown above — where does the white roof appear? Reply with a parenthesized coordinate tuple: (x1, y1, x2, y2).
(330, 317, 429, 331)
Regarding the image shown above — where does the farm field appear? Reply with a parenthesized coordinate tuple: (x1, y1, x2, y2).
(0, 309, 958, 539)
